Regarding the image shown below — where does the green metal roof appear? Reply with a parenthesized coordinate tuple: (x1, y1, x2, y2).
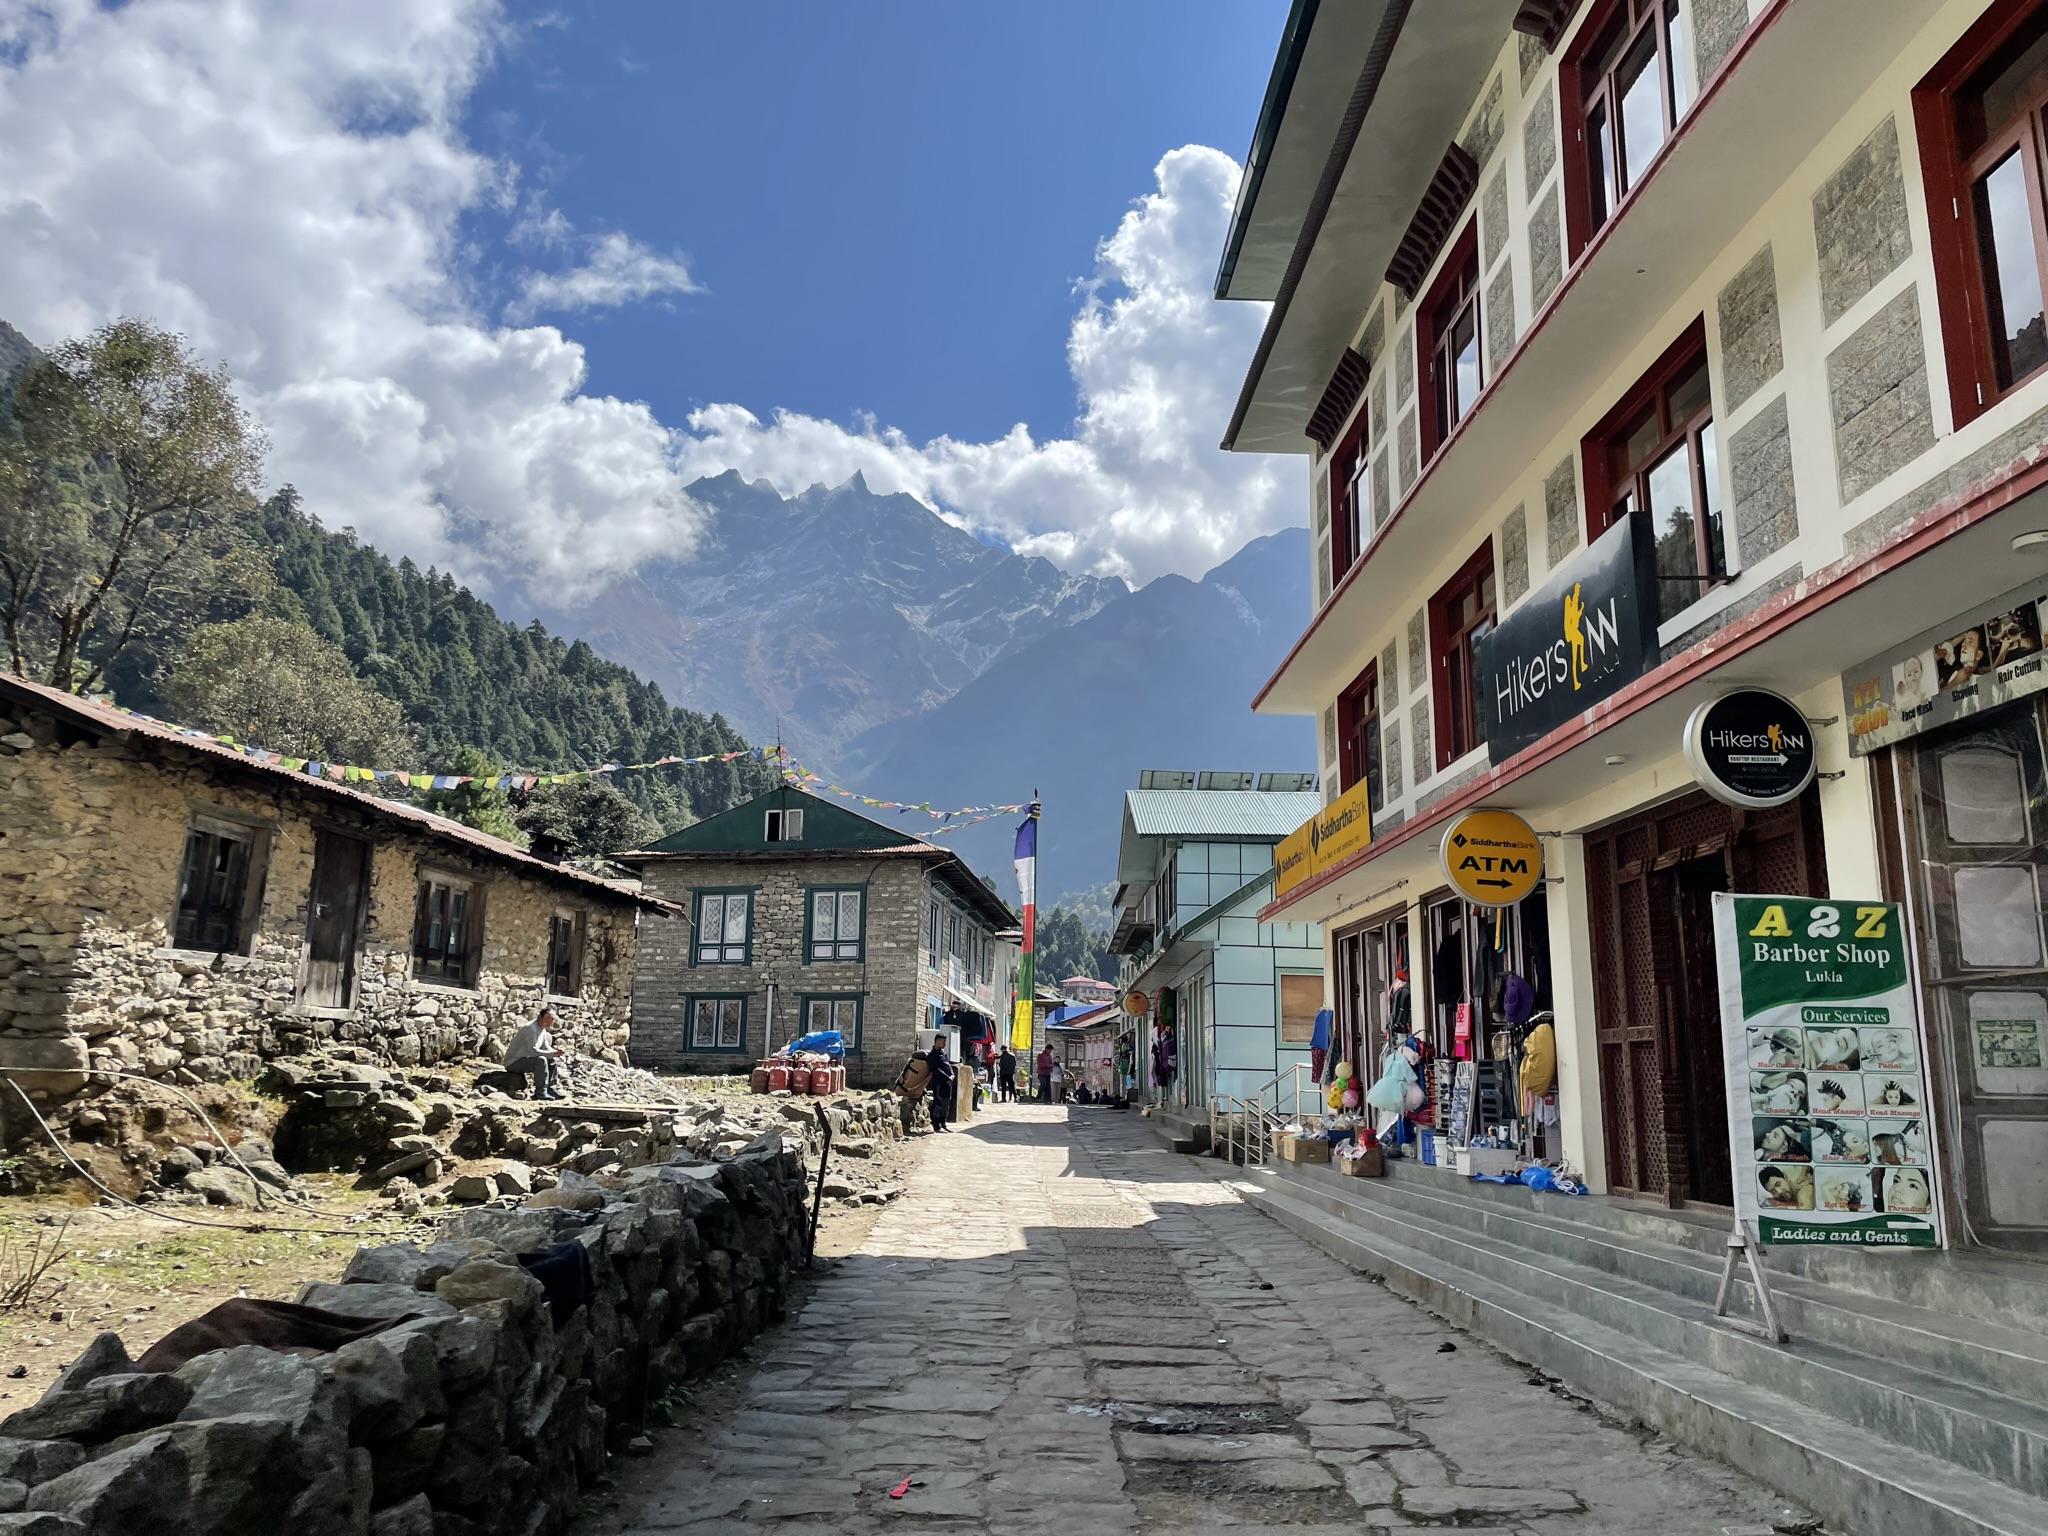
(630, 785, 923, 855)
(1116, 788, 1321, 886)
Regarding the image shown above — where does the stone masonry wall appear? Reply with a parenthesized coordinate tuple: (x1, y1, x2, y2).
(631, 857, 935, 1088)
(0, 699, 638, 1102)
(0, 1139, 807, 1536)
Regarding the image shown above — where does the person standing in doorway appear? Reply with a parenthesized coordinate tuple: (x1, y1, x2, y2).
(1036, 1043, 1055, 1103)
(925, 1035, 957, 1132)
(997, 1046, 1017, 1102)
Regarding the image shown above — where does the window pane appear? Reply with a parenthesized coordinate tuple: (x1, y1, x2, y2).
(724, 894, 749, 945)
(1975, 150, 2048, 388)
(839, 892, 861, 950)
(698, 894, 722, 951)
(1588, 102, 1613, 226)
(1617, 27, 1664, 194)
(720, 1000, 742, 1047)
(1620, 404, 1660, 473)
(1664, 0, 1690, 119)
(1647, 444, 1701, 622)
(812, 891, 834, 943)
(1668, 358, 1710, 423)
(1698, 420, 1728, 578)
(1453, 309, 1480, 423)
(1974, 20, 2048, 148)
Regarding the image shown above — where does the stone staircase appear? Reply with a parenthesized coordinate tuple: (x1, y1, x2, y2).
(1237, 1156, 2048, 1536)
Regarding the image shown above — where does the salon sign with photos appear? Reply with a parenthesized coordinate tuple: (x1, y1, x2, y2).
(1844, 576, 2048, 754)
(1712, 893, 1940, 1247)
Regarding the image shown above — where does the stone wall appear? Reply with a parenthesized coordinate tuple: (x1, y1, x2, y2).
(0, 697, 640, 1106)
(631, 856, 951, 1087)
(0, 1138, 808, 1536)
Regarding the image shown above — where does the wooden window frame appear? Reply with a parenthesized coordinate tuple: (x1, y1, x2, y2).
(1914, 0, 2048, 430)
(1581, 318, 1727, 623)
(545, 908, 586, 998)
(804, 884, 866, 963)
(691, 887, 755, 967)
(412, 868, 485, 989)
(799, 993, 865, 1053)
(170, 812, 271, 957)
(1562, 0, 1691, 261)
(1419, 222, 1483, 457)
(927, 897, 942, 971)
(684, 993, 749, 1053)
(1428, 541, 1498, 771)
(1336, 660, 1383, 812)
(763, 807, 804, 843)
(1331, 405, 1372, 579)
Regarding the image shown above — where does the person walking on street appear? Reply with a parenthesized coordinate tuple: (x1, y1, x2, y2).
(996, 1046, 1017, 1102)
(1049, 1055, 1066, 1105)
(1036, 1044, 1055, 1103)
(504, 1007, 563, 1101)
(925, 1035, 958, 1132)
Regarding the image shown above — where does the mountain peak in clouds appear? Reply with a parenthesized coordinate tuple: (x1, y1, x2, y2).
(534, 472, 1126, 763)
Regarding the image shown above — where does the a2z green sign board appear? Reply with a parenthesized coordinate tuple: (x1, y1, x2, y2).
(1712, 893, 1941, 1247)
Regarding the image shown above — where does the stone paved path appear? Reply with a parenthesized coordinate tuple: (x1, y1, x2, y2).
(623, 1105, 1800, 1535)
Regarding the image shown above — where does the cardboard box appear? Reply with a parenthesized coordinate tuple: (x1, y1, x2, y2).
(1336, 1144, 1385, 1178)
(1278, 1135, 1330, 1164)
(1461, 1147, 1520, 1177)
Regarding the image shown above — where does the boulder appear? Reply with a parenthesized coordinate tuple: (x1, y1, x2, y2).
(40, 1337, 130, 1399)
(0, 1440, 84, 1487)
(832, 1137, 876, 1159)
(448, 1174, 495, 1204)
(25, 1430, 185, 1531)
(294, 1282, 454, 1324)
(182, 1168, 261, 1208)
(174, 1347, 336, 1438)
(440, 1208, 587, 1254)
(0, 1373, 191, 1445)
(365, 1491, 434, 1536)
(523, 1185, 602, 1212)
(435, 1260, 544, 1315)
(152, 1147, 202, 1184)
(0, 1039, 89, 1098)
(492, 1165, 533, 1197)
(332, 1328, 444, 1437)
(0, 1514, 84, 1534)
(339, 1241, 477, 1292)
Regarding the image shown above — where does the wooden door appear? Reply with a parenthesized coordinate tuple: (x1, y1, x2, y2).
(300, 829, 370, 1008)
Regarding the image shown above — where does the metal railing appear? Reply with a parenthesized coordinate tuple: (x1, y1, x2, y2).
(1208, 1063, 1323, 1166)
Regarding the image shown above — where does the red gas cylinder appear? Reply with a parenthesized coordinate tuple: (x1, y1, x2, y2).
(749, 1065, 770, 1094)
(787, 1065, 812, 1094)
(834, 1065, 847, 1092)
(812, 1068, 833, 1096)
(766, 1062, 789, 1092)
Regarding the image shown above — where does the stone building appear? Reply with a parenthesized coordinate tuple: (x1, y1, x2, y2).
(1207, 2, 2048, 1529)
(621, 786, 1016, 1086)
(0, 673, 664, 1099)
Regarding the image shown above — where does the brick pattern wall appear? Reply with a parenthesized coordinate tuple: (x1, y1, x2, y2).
(0, 701, 636, 1095)
(632, 857, 977, 1089)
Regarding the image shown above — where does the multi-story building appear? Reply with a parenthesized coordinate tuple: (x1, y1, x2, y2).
(1109, 770, 1325, 1125)
(622, 785, 1015, 1085)
(1221, 3, 2048, 1530)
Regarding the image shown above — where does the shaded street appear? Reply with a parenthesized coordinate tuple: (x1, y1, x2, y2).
(620, 1105, 1797, 1534)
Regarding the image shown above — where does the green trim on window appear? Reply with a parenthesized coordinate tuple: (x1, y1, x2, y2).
(797, 992, 865, 1053)
(802, 883, 867, 964)
(682, 992, 750, 1053)
(689, 886, 758, 967)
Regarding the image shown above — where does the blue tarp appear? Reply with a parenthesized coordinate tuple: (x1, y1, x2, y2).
(782, 1030, 846, 1059)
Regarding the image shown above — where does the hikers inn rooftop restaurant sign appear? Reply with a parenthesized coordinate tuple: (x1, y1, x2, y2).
(1713, 894, 1941, 1247)
(1479, 509, 1662, 761)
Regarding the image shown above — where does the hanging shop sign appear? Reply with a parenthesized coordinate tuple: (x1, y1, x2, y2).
(1477, 508, 1662, 762)
(1122, 990, 1150, 1016)
(1274, 775, 1375, 899)
(1683, 689, 1817, 808)
(1712, 893, 1940, 1247)
(1438, 808, 1543, 907)
(1842, 576, 2048, 755)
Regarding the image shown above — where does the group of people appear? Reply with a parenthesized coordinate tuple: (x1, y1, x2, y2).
(899, 1038, 1079, 1130)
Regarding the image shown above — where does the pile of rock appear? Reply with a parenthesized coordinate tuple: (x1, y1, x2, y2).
(0, 1135, 807, 1536)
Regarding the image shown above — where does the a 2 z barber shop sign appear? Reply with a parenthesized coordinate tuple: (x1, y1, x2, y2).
(1478, 509, 1662, 761)
(1712, 894, 1941, 1248)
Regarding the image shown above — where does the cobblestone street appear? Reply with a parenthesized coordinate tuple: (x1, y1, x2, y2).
(622, 1105, 1801, 1535)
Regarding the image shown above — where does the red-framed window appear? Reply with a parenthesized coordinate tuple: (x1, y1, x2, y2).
(1419, 223, 1482, 456)
(1582, 319, 1725, 627)
(1332, 406, 1372, 579)
(1337, 661, 1383, 812)
(1915, 0, 2048, 429)
(1429, 543, 1496, 770)
(1562, 0, 1691, 258)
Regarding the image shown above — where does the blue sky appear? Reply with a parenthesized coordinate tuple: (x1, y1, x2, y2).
(467, 2, 1287, 448)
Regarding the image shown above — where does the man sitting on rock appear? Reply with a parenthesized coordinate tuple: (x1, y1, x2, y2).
(504, 1007, 564, 1101)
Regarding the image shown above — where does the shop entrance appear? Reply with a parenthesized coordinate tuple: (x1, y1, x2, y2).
(1888, 700, 2048, 1254)
(1333, 911, 1408, 1079)
(1587, 787, 1828, 1206)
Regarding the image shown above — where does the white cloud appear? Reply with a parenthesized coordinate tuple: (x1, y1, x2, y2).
(673, 146, 1294, 584)
(507, 230, 700, 322)
(0, 0, 704, 599)
(0, 1, 1294, 596)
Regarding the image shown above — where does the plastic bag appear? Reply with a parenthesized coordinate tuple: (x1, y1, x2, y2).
(1365, 1054, 1417, 1113)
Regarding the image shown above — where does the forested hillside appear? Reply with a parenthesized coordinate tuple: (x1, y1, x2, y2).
(250, 489, 777, 831)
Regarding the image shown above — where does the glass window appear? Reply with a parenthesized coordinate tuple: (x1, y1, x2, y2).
(546, 911, 582, 996)
(413, 874, 478, 986)
(172, 823, 256, 954)
(764, 808, 804, 842)
(805, 995, 863, 1050)
(1429, 245, 1483, 450)
(1337, 662, 1383, 812)
(689, 996, 746, 1050)
(1599, 342, 1725, 623)
(695, 891, 750, 964)
(810, 889, 863, 961)
(1579, 0, 1691, 236)
(1432, 555, 1496, 767)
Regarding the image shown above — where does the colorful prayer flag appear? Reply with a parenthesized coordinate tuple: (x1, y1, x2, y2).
(1011, 805, 1038, 1050)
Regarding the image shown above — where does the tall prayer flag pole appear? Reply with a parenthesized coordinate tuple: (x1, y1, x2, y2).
(1011, 795, 1040, 1051)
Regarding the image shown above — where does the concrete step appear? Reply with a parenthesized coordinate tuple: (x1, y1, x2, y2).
(1376, 1155, 2048, 1333)
(1238, 1175, 2048, 1536)
(1306, 1161, 2048, 1416)
(1256, 1162, 2048, 1498)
